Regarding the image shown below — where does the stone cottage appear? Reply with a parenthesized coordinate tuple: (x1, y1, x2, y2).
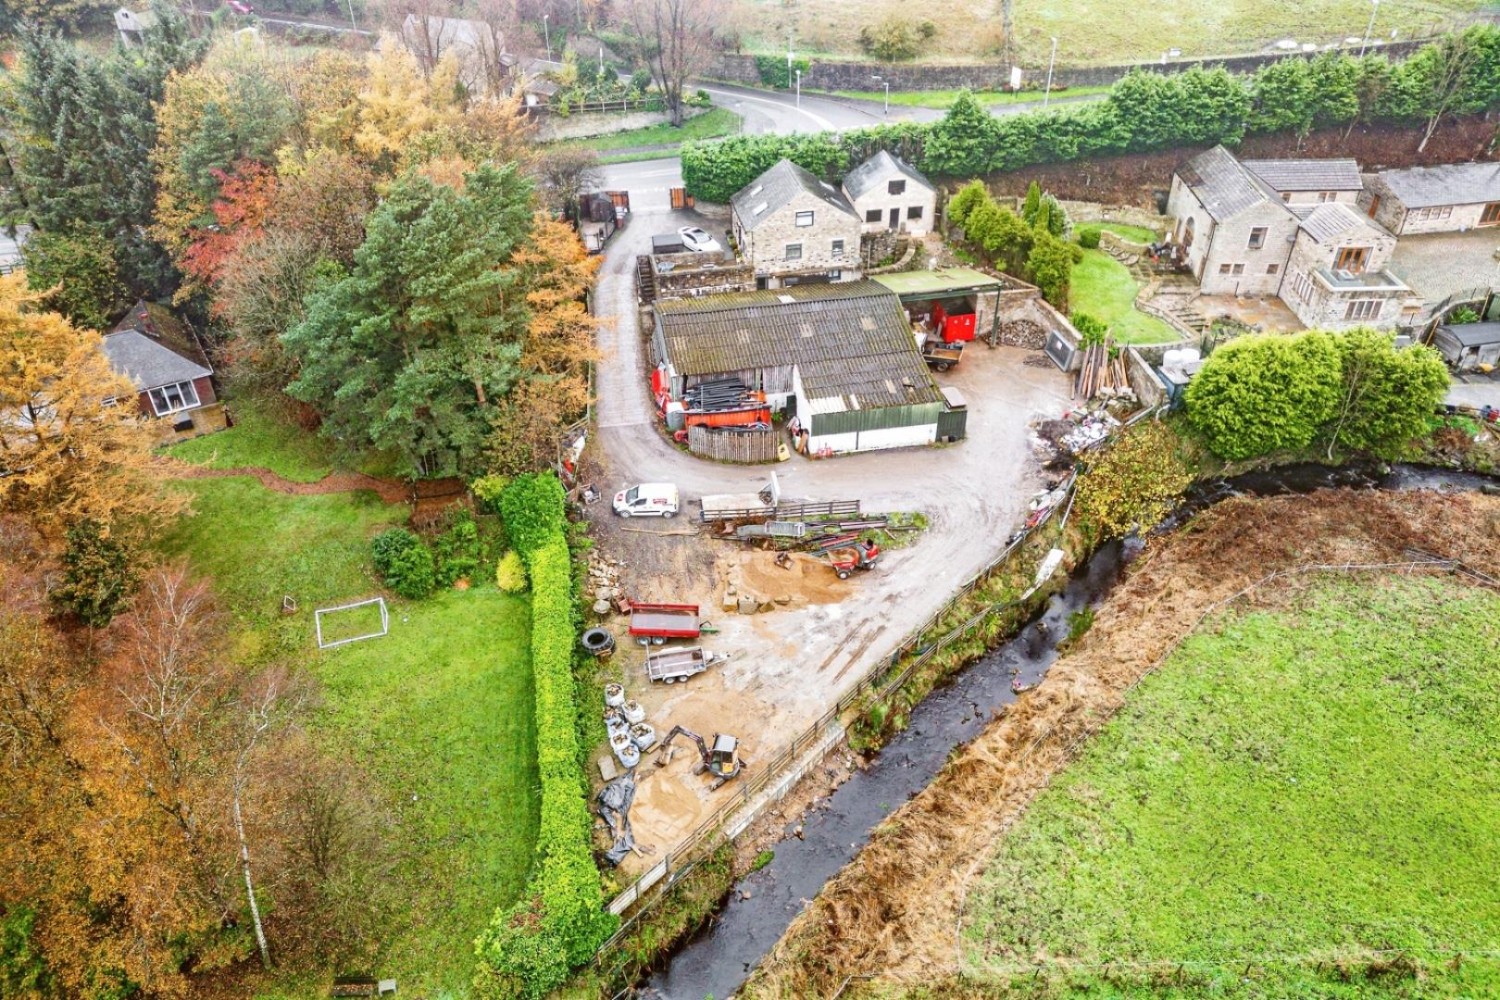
(841, 150, 937, 237)
(730, 159, 863, 289)
(1359, 162, 1500, 235)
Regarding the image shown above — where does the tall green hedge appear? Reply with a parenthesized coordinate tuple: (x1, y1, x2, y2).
(681, 28, 1500, 202)
(475, 476, 617, 999)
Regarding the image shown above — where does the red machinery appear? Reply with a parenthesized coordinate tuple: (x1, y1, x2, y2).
(828, 540, 880, 580)
(932, 300, 977, 342)
(623, 600, 706, 645)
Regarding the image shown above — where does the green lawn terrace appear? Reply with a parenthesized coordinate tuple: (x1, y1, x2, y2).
(963, 576, 1500, 996)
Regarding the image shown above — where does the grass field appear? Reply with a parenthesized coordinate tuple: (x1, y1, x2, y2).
(725, 0, 1481, 65)
(155, 477, 538, 996)
(167, 398, 334, 482)
(1070, 248, 1178, 344)
(548, 107, 742, 158)
(962, 577, 1500, 996)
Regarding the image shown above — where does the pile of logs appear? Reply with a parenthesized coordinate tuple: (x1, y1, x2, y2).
(1074, 337, 1130, 400)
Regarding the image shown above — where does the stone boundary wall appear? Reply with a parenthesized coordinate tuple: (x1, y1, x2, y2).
(705, 38, 1430, 98)
(1065, 201, 1173, 236)
(537, 104, 709, 142)
(1125, 347, 1169, 409)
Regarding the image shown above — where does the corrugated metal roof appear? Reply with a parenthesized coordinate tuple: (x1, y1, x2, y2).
(1177, 145, 1290, 223)
(1242, 158, 1362, 192)
(1297, 202, 1381, 243)
(730, 159, 857, 232)
(1374, 161, 1500, 209)
(656, 282, 942, 412)
(842, 150, 933, 201)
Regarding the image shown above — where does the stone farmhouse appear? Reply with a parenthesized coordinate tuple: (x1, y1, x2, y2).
(730, 160, 863, 289)
(841, 151, 937, 237)
(1358, 162, 1500, 235)
(1167, 146, 1416, 329)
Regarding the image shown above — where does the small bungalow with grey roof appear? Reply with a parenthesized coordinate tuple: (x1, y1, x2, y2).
(103, 302, 226, 441)
(730, 159, 862, 289)
(1359, 162, 1500, 235)
(841, 150, 937, 236)
(1241, 158, 1362, 206)
(651, 281, 958, 454)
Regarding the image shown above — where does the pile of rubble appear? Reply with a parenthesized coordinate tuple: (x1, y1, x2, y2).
(587, 551, 627, 614)
(720, 562, 791, 615)
(998, 319, 1047, 350)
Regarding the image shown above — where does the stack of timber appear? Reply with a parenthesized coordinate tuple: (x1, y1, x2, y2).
(1074, 337, 1131, 400)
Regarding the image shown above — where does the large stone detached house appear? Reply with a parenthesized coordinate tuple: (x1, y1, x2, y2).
(841, 151, 937, 237)
(730, 159, 862, 289)
(1168, 146, 1416, 329)
(1358, 162, 1500, 235)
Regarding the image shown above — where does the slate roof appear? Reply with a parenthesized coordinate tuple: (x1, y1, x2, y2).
(1438, 321, 1500, 347)
(105, 301, 211, 391)
(1176, 145, 1289, 223)
(842, 150, 933, 202)
(731, 159, 858, 233)
(1297, 202, 1382, 243)
(1374, 161, 1500, 208)
(655, 282, 942, 412)
(1242, 158, 1362, 192)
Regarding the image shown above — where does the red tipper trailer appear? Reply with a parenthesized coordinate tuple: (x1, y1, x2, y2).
(623, 601, 702, 645)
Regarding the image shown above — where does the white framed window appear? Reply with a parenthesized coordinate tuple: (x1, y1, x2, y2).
(831, 239, 845, 258)
(148, 380, 199, 417)
(784, 243, 803, 261)
(795, 210, 815, 227)
(1248, 227, 1267, 249)
(1344, 297, 1382, 321)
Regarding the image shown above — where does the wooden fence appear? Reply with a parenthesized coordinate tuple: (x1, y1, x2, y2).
(688, 425, 778, 463)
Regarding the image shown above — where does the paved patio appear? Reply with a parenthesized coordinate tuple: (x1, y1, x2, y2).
(1389, 229, 1500, 303)
(1194, 293, 1304, 332)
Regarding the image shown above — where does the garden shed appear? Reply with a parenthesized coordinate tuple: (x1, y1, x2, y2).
(1432, 321, 1500, 371)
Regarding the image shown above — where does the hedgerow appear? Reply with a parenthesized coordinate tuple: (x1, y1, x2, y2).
(681, 28, 1500, 202)
(475, 475, 616, 998)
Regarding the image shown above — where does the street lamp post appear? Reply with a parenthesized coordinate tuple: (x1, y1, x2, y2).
(1044, 36, 1058, 108)
(872, 75, 889, 114)
(344, 0, 358, 31)
(795, 68, 801, 108)
(543, 14, 551, 61)
(1359, 0, 1381, 57)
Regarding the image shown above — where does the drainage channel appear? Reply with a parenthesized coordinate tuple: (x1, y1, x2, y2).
(639, 462, 1498, 999)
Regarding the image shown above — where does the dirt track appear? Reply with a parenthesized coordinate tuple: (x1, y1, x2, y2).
(743, 488, 1500, 998)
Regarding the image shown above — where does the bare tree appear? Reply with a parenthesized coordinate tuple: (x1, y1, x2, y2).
(1415, 29, 1484, 153)
(468, 0, 522, 96)
(382, 0, 459, 76)
(621, 0, 719, 126)
(534, 146, 602, 217)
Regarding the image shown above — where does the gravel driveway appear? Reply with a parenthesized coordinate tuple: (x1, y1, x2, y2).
(586, 184, 1073, 866)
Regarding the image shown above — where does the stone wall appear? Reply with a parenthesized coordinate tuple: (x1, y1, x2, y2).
(736, 188, 862, 277)
(1124, 347, 1168, 409)
(1063, 201, 1172, 236)
(536, 104, 708, 142)
(705, 39, 1429, 98)
(652, 250, 756, 300)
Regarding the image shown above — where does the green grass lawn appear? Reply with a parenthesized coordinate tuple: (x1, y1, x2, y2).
(962, 577, 1500, 997)
(828, 86, 1111, 109)
(1076, 221, 1162, 245)
(548, 107, 742, 156)
(1070, 249, 1179, 345)
(155, 477, 538, 996)
(167, 398, 335, 482)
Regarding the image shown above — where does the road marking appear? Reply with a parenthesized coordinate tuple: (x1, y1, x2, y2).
(701, 88, 837, 132)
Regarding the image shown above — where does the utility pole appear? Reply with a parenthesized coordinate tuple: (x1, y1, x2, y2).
(544, 13, 551, 61)
(795, 68, 801, 108)
(1044, 36, 1058, 108)
(1359, 0, 1381, 57)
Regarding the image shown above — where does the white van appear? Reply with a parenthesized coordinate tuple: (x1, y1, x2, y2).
(613, 483, 680, 518)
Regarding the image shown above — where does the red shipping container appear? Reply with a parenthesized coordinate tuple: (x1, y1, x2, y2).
(932, 301, 977, 342)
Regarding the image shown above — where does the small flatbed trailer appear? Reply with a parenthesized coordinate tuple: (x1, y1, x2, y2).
(646, 645, 722, 683)
(921, 338, 965, 372)
(625, 600, 704, 645)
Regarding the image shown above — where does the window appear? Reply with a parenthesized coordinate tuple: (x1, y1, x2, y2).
(795, 210, 815, 227)
(1482, 202, 1500, 226)
(1281, 192, 1291, 203)
(1218, 263, 1245, 275)
(784, 243, 802, 261)
(865, 208, 882, 223)
(1334, 246, 1370, 273)
(1414, 206, 1454, 222)
(1344, 297, 1382, 321)
(1318, 191, 1337, 203)
(831, 239, 845, 258)
(1291, 271, 1315, 302)
(888, 179, 906, 195)
(1266, 263, 1280, 275)
(907, 205, 924, 220)
(148, 380, 199, 417)
(1248, 227, 1267, 249)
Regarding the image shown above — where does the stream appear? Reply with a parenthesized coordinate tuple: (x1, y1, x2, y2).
(640, 463, 1498, 1000)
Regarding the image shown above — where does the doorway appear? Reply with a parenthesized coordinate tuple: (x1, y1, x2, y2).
(888, 207, 899, 230)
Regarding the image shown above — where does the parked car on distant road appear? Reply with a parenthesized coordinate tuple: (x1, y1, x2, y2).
(677, 226, 722, 253)
(226, 1, 254, 14)
(613, 483, 680, 518)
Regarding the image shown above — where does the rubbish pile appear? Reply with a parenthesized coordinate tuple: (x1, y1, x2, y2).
(597, 773, 636, 867)
(1057, 408, 1120, 455)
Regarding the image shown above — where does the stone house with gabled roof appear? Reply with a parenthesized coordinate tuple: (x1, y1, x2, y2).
(1358, 162, 1500, 235)
(730, 159, 862, 289)
(1280, 203, 1416, 330)
(841, 150, 937, 237)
